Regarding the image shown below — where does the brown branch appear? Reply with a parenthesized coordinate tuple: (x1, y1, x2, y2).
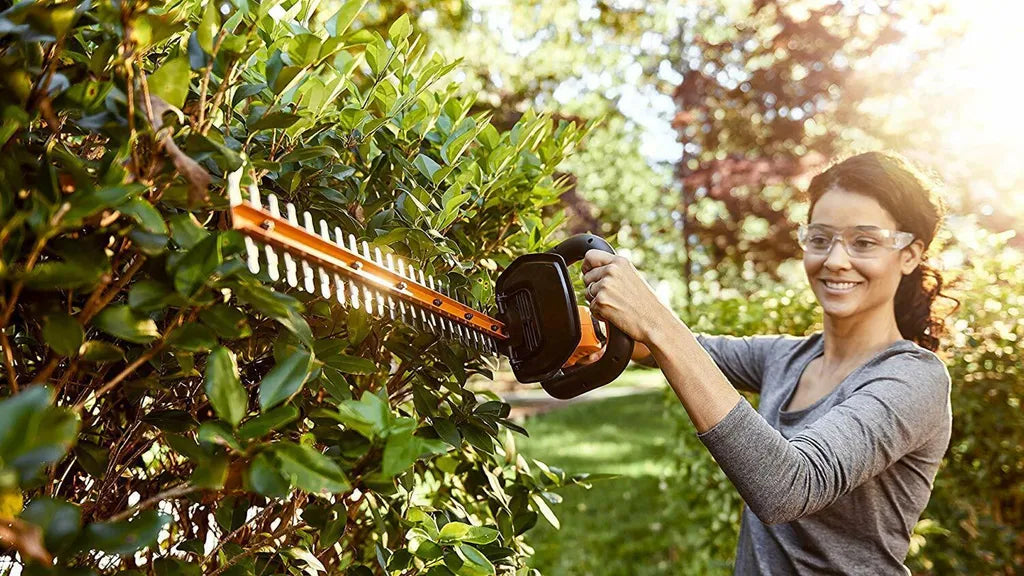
(201, 503, 280, 571)
(0, 329, 17, 393)
(71, 306, 188, 412)
(107, 483, 201, 523)
(208, 522, 308, 576)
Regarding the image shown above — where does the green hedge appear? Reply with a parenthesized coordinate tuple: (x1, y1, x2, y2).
(0, 1, 590, 574)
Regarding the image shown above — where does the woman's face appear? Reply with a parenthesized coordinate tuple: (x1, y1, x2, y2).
(803, 187, 923, 322)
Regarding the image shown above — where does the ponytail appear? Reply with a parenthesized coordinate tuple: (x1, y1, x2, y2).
(894, 260, 955, 352)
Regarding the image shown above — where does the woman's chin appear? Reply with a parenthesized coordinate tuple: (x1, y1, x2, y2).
(816, 296, 860, 319)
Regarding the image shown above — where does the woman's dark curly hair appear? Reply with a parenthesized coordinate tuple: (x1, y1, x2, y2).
(805, 151, 957, 352)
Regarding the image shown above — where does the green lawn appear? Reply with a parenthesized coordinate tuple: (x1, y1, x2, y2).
(515, 379, 739, 576)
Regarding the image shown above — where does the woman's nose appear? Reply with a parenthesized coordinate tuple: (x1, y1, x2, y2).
(822, 239, 853, 270)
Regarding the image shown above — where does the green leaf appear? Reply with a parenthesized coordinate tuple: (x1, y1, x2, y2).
(128, 280, 176, 312)
(247, 451, 290, 498)
(273, 442, 350, 494)
(388, 13, 412, 44)
(196, 0, 219, 54)
(413, 154, 441, 181)
(441, 118, 477, 164)
(238, 405, 299, 440)
(190, 453, 229, 490)
(438, 522, 499, 546)
(432, 418, 461, 448)
(327, 0, 367, 37)
(334, 392, 390, 439)
(250, 112, 302, 131)
(319, 367, 352, 402)
(73, 440, 110, 479)
(204, 347, 248, 428)
(169, 213, 208, 249)
(199, 304, 251, 339)
(148, 56, 191, 109)
(153, 557, 203, 576)
(77, 511, 169, 555)
(78, 341, 124, 362)
(530, 492, 560, 529)
(21, 497, 81, 555)
(168, 323, 217, 352)
(453, 544, 496, 576)
(172, 234, 223, 297)
(278, 146, 341, 164)
(92, 305, 159, 344)
(258, 348, 313, 411)
(231, 279, 312, 346)
(346, 306, 370, 346)
(25, 238, 111, 291)
(382, 431, 420, 478)
(42, 312, 83, 356)
(63, 184, 145, 226)
(325, 354, 377, 375)
(198, 420, 242, 451)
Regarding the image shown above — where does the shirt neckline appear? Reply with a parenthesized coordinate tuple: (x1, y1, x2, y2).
(778, 335, 913, 418)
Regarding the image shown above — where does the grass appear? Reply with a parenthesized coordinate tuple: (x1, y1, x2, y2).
(514, 373, 738, 576)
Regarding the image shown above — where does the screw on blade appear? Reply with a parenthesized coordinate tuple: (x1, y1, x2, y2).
(265, 195, 282, 281)
(283, 203, 300, 288)
(396, 257, 410, 324)
(427, 275, 441, 336)
(244, 185, 262, 274)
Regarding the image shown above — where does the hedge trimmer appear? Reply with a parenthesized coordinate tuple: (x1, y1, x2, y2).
(226, 172, 633, 399)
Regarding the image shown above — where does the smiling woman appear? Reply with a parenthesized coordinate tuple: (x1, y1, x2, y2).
(580, 151, 958, 575)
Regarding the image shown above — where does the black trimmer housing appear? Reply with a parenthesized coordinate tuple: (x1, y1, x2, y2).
(493, 234, 634, 399)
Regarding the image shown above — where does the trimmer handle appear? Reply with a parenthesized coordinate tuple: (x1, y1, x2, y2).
(541, 234, 634, 399)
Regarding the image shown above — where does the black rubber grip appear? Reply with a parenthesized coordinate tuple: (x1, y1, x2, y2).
(540, 234, 634, 399)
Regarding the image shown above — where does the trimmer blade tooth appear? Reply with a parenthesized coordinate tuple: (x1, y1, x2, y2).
(300, 212, 317, 293)
(284, 203, 300, 289)
(244, 236, 261, 274)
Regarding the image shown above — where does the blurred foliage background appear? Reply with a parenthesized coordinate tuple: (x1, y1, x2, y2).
(0, 0, 1021, 574)
(360, 0, 1022, 574)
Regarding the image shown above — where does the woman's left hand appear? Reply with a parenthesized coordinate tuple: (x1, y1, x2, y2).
(581, 249, 668, 346)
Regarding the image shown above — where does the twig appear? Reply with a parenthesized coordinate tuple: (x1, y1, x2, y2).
(72, 306, 187, 412)
(0, 328, 17, 393)
(107, 483, 201, 523)
(208, 522, 308, 576)
(72, 344, 163, 413)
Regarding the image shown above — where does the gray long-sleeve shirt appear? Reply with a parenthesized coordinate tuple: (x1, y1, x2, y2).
(694, 332, 952, 575)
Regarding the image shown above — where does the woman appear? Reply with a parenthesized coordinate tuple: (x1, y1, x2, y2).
(581, 152, 953, 575)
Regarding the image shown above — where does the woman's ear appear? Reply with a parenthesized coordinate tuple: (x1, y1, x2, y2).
(901, 239, 925, 275)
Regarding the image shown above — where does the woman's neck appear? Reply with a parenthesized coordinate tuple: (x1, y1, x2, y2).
(821, 305, 904, 366)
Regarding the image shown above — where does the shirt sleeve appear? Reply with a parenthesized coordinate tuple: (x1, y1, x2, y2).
(696, 358, 950, 525)
(694, 334, 787, 394)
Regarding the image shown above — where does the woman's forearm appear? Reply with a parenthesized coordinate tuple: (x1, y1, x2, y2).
(645, 312, 742, 433)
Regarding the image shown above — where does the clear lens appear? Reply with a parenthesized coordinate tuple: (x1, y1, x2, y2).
(798, 225, 914, 258)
